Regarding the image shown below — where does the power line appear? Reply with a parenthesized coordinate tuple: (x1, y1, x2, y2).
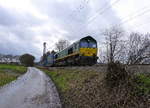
(118, 7, 150, 27)
(87, 0, 121, 23)
(117, 5, 150, 24)
(129, 20, 150, 32)
(88, 0, 150, 32)
(67, 1, 150, 36)
(68, 0, 121, 36)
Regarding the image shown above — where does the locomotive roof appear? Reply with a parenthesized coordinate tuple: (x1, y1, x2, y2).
(80, 36, 96, 42)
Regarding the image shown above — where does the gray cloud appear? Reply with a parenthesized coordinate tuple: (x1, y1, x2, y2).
(32, 0, 121, 39)
(0, 6, 18, 26)
(0, 0, 122, 60)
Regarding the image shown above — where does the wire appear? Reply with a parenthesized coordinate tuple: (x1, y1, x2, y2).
(88, 0, 150, 33)
(129, 20, 150, 32)
(68, 0, 121, 36)
(87, 0, 121, 23)
(117, 5, 150, 24)
(118, 7, 150, 27)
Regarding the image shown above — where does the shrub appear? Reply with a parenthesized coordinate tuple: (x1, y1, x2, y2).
(134, 74, 150, 96)
(105, 62, 130, 88)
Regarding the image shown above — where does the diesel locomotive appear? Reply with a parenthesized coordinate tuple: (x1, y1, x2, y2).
(41, 36, 98, 66)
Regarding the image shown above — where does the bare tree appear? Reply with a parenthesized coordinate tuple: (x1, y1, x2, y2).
(98, 43, 109, 64)
(102, 26, 125, 63)
(126, 32, 150, 64)
(55, 39, 70, 52)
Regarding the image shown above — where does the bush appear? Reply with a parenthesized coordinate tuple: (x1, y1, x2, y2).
(19, 54, 35, 67)
(134, 74, 150, 96)
(104, 62, 149, 107)
(105, 62, 130, 88)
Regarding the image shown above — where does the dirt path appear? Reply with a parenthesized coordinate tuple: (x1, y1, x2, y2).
(0, 67, 61, 108)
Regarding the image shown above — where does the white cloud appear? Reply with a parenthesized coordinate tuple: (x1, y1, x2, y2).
(0, 0, 49, 20)
(112, 0, 150, 32)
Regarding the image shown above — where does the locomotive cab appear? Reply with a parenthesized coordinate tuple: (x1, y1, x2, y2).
(79, 36, 97, 56)
(78, 36, 98, 65)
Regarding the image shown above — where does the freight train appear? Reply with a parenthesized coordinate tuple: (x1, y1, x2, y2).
(41, 36, 98, 66)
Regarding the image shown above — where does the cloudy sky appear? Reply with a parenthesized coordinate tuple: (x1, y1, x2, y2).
(0, 0, 150, 60)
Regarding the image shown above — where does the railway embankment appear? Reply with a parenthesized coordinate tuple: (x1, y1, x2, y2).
(41, 64, 150, 108)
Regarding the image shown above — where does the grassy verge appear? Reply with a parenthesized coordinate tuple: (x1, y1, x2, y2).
(0, 64, 27, 74)
(40, 66, 105, 107)
(0, 64, 27, 87)
(40, 65, 150, 108)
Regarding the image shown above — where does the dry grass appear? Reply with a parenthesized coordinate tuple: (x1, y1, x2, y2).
(0, 72, 17, 86)
(41, 65, 150, 108)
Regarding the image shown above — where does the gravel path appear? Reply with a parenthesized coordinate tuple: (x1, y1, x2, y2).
(0, 67, 62, 108)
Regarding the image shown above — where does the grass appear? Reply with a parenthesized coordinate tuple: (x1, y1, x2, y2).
(136, 74, 150, 95)
(0, 64, 27, 87)
(0, 73, 17, 86)
(40, 65, 150, 108)
(40, 66, 105, 107)
(41, 67, 103, 92)
(0, 64, 27, 74)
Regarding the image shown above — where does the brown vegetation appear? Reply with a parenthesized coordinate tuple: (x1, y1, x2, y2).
(41, 64, 150, 108)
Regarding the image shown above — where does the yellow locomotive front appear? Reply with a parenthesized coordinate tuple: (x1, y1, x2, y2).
(78, 36, 98, 65)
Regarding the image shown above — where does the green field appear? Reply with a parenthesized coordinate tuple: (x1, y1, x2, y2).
(0, 64, 27, 87)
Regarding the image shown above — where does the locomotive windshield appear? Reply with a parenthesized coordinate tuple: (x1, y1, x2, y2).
(89, 41, 97, 48)
(80, 36, 97, 48)
(80, 40, 96, 48)
(80, 40, 88, 48)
